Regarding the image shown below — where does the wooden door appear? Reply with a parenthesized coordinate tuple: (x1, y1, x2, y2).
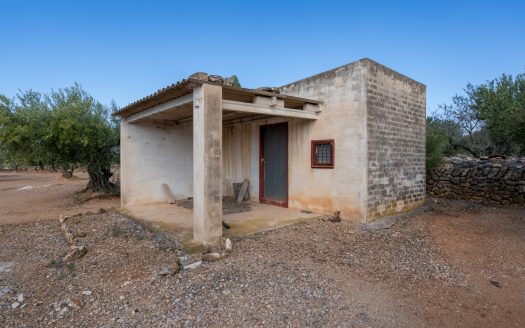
(259, 123, 288, 207)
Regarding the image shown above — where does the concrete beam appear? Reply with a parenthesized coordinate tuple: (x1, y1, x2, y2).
(222, 100, 319, 120)
(127, 93, 193, 124)
(253, 95, 284, 108)
(303, 103, 323, 113)
(223, 114, 268, 127)
(193, 84, 223, 246)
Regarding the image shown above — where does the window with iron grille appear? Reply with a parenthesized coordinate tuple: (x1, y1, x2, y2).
(311, 140, 334, 168)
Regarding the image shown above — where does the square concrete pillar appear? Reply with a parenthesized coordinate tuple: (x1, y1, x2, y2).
(193, 84, 223, 246)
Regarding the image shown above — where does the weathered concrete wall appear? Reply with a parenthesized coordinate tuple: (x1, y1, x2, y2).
(222, 123, 259, 199)
(427, 157, 525, 205)
(237, 59, 426, 222)
(120, 118, 193, 206)
(279, 60, 369, 221)
(365, 59, 426, 218)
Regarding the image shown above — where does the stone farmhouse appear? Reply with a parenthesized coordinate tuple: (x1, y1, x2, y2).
(114, 58, 426, 246)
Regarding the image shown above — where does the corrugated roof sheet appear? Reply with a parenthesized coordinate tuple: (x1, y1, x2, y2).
(113, 77, 321, 118)
(113, 79, 194, 117)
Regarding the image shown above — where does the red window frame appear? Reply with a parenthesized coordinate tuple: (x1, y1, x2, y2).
(311, 139, 335, 169)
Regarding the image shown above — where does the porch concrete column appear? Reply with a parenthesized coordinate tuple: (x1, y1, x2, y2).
(193, 84, 223, 246)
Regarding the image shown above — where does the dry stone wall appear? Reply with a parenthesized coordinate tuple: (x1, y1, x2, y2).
(427, 157, 525, 205)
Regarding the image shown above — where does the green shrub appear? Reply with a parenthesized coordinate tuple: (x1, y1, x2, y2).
(426, 117, 448, 172)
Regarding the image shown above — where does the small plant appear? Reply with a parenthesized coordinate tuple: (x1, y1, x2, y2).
(133, 233, 144, 241)
(66, 262, 75, 272)
(50, 259, 63, 269)
(110, 226, 123, 237)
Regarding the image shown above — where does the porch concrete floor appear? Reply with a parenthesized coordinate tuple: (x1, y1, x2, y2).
(118, 200, 320, 253)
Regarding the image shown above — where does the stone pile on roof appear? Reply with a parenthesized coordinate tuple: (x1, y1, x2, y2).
(189, 72, 242, 88)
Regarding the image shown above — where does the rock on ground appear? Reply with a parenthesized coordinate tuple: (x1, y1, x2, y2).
(0, 199, 524, 327)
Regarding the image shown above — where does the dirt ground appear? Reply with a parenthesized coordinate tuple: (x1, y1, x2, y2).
(0, 171, 119, 225)
(0, 172, 524, 327)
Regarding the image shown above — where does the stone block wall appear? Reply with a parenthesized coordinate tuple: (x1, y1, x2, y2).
(427, 157, 525, 205)
(365, 59, 427, 219)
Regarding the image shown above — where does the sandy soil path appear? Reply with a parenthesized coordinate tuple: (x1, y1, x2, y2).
(0, 171, 119, 225)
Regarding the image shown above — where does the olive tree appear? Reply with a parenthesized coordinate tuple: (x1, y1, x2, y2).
(0, 91, 52, 169)
(438, 71, 525, 157)
(0, 84, 119, 192)
(472, 73, 525, 155)
(44, 84, 119, 191)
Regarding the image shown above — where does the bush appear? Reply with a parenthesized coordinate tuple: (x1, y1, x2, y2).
(426, 117, 448, 172)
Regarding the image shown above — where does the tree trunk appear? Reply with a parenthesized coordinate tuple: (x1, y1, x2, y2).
(448, 137, 479, 157)
(86, 167, 116, 193)
(62, 166, 74, 178)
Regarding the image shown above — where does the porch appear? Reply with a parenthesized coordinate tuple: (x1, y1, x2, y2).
(119, 198, 319, 253)
(115, 73, 322, 247)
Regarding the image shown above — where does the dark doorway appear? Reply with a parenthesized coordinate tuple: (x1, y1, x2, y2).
(259, 122, 288, 207)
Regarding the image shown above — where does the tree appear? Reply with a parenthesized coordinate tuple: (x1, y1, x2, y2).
(0, 95, 11, 169)
(438, 85, 492, 157)
(426, 117, 453, 171)
(472, 73, 525, 155)
(0, 90, 60, 169)
(44, 84, 119, 191)
(0, 84, 119, 192)
(437, 71, 525, 157)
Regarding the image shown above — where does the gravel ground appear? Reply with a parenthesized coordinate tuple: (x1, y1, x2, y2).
(1, 199, 524, 327)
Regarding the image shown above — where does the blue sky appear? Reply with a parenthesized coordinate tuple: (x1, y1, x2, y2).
(1, 0, 524, 114)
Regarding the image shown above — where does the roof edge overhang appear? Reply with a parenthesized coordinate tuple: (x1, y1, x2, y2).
(113, 78, 321, 118)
